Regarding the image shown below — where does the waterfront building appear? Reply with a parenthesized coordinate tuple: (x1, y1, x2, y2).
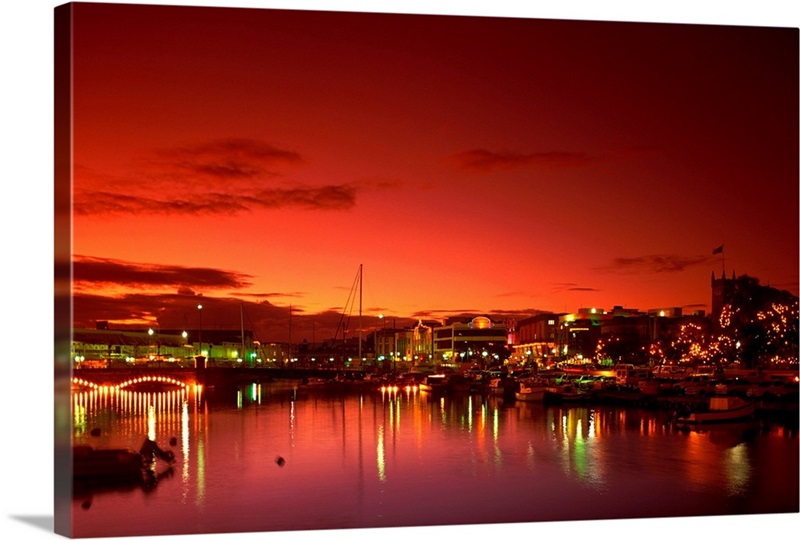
(514, 306, 687, 368)
(71, 327, 192, 367)
(71, 325, 259, 367)
(512, 313, 562, 366)
(374, 319, 439, 369)
(710, 271, 799, 367)
(711, 270, 797, 325)
(433, 316, 508, 368)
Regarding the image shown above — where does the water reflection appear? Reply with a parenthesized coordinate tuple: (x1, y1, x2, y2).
(71, 383, 798, 537)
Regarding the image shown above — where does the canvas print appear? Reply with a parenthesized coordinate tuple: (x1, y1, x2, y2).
(54, 2, 799, 538)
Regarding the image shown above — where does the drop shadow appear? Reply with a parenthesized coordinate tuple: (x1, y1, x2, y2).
(9, 515, 54, 532)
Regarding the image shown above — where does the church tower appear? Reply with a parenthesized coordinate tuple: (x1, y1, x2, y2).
(711, 270, 736, 323)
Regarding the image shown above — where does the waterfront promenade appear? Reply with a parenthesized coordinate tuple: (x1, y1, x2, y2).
(70, 364, 799, 419)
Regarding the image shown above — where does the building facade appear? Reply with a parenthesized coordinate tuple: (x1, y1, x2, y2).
(433, 316, 508, 368)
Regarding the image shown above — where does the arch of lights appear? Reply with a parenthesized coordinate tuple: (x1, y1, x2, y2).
(72, 375, 190, 391)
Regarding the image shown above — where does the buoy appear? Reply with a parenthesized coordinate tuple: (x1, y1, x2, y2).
(275, 456, 285, 467)
(169, 437, 178, 447)
(90, 428, 101, 437)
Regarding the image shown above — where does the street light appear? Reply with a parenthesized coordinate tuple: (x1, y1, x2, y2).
(379, 314, 386, 361)
(198, 304, 203, 359)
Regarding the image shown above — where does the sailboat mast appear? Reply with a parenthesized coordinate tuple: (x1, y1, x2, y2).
(358, 263, 363, 361)
(240, 303, 245, 364)
(288, 303, 292, 363)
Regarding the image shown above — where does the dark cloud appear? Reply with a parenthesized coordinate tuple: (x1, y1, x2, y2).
(74, 137, 358, 215)
(552, 283, 600, 293)
(596, 254, 710, 274)
(157, 138, 304, 180)
(252, 185, 357, 210)
(73, 256, 252, 290)
(236, 291, 305, 300)
(487, 308, 546, 319)
(448, 149, 594, 172)
(74, 184, 357, 215)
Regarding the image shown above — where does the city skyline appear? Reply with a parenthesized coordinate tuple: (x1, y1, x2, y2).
(65, 3, 798, 343)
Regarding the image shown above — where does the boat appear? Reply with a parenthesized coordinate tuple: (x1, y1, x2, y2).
(675, 396, 757, 424)
(545, 382, 590, 403)
(515, 378, 547, 401)
(73, 438, 176, 491)
(447, 374, 472, 394)
(486, 377, 503, 394)
(419, 374, 448, 393)
(73, 446, 145, 483)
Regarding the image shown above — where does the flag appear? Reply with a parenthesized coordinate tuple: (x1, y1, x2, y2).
(712, 245, 724, 255)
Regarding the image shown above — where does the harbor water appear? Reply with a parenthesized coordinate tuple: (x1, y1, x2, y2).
(70, 382, 799, 538)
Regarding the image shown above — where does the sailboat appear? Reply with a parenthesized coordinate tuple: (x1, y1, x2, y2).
(333, 264, 364, 365)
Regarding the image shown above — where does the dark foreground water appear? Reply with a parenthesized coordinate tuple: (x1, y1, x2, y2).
(70, 382, 798, 538)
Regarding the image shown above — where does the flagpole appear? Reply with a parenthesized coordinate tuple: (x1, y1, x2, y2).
(713, 244, 725, 275)
(721, 243, 725, 275)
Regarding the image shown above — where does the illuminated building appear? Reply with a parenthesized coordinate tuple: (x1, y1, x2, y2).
(433, 316, 508, 368)
(71, 324, 260, 367)
(711, 270, 797, 325)
(512, 313, 563, 365)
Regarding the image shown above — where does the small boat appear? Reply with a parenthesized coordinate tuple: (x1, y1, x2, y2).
(419, 374, 448, 393)
(487, 377, 505, 395)
(515, 378, 547, 401)
(73, 439, 176, 489)
(447, 374, 472, 394)
(545, 383, 590, 403)
(73, 445, 144, 483)
(300, 377, 330, 386)
(675, 396, 757, 424)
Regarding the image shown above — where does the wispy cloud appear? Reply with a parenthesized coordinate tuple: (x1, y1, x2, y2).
(552, 283, 601, 293)
(448, 149, 594, 172)
(75, 183, 357, 216)
(73, 256, 252, 290)
(74, 137, 359, 215)
(596, 254, 710, 274)
(156, 138, 303, 181)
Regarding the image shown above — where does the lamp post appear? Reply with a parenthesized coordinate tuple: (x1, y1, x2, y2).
(148, 327, 156, 360)
(198, 304, 203, 358)
(379, 314, 386, 366)
(392, 317, 396, 371)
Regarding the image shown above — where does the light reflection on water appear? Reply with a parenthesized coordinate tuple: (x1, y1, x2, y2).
(71, 382, 798, 538)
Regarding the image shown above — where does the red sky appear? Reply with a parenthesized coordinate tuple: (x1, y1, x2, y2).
(64, 2, 798, 342)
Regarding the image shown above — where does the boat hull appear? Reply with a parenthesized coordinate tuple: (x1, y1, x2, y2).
(676, 397, 757, 424)
(73, 446, 145, 484)
(515, 388, 546, 401)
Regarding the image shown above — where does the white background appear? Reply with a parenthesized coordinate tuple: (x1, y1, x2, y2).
(1, 1, 798, 539)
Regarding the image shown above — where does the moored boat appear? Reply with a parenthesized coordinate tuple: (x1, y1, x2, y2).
(545, 382, 590, 403)
(419, 374, 448, 393)
(675, 396, 757, 424)
(448, 374, 472, 394)
(487, 377, 505, 395)
(515, 378, 547, 401)
(73, 445, 145, 483)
